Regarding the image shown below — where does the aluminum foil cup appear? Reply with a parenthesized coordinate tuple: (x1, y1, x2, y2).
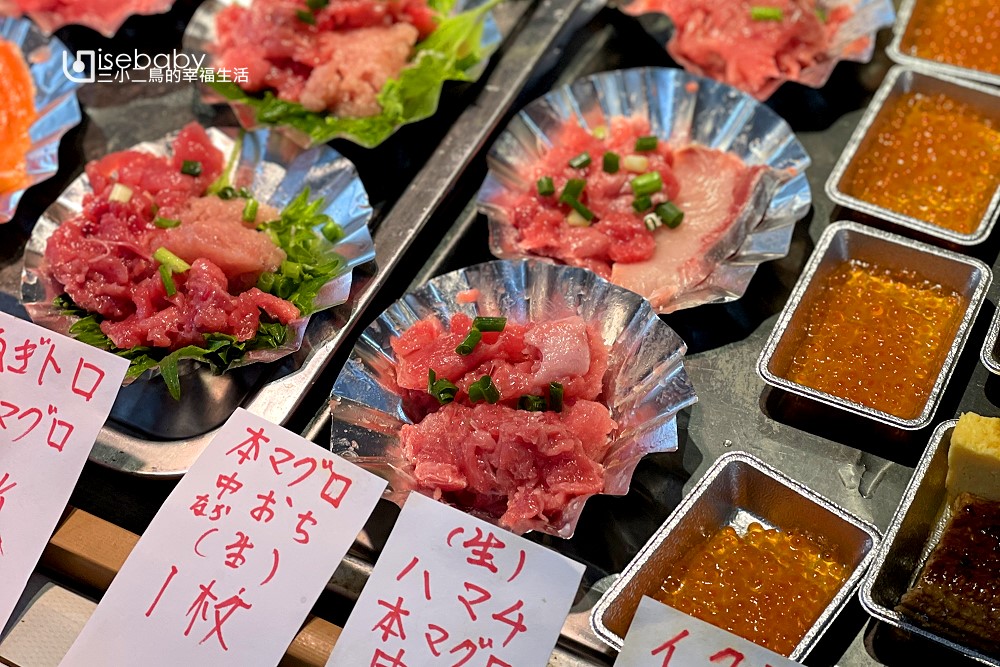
(0, 0, 174, 36)
(591, 451, 882, 660)
(980, 306, 1000, 376)
(757, 221, 991, 430)
(328, 258, 698, 538)
(618, 0, 895, 100)
(888, 0, 1000, 89)
(182, 0, 501, 148)
(20, 126, 374, 380)
(861, 420, 1000, 666)
(476, 67, 812, 314)
(826, 67, 1000, 246)
(0, 17, 81, 223)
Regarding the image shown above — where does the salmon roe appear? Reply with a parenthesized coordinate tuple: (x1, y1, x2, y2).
(902, 0, 1000, 75)
(841, 91, 1000, 235)
(0, 38, 36, 193)
(787, 259, 963, 420)
(653, 523, 848, 657)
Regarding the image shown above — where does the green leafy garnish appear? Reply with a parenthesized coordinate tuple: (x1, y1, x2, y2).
(428, 369, 459, 404)
(468, 375, 500, 404)
(205, 0, 501, 148)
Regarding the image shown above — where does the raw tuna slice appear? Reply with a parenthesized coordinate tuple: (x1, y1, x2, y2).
(0, 0, 175, 36)
(611, 145, 775, 312)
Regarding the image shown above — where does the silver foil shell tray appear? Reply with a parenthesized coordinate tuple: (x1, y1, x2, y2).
(826, 66, 1000, 246)
(329, 258, 698, 538)
(590, 451, 881, 660)
(476, 67, 812, 314)
(757, 221, 991, 430)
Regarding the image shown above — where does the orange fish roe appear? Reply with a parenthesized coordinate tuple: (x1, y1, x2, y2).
(901, 0, 1000, 75)
(0, 38, 36, 193)
(787, 259, 964, 420)
(653, 522, 848, 657)
(841, 91, 1000, 235)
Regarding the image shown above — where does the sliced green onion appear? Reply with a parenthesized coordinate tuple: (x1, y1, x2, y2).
(237, 187, 253, 199)
(591, 125, 608, 140)
(603, 152, 620, 174)
(630, 172, 663, 197)
(537, 176, 555, 197)
(750, 6, 784, 20)
(150, 202, 160, 216)
(568, 152, 592, 169)
(242, 199, 259, 223)
(306, 0, 329, 9)
(565, 197, 595, 222)
(296, 8, 316, 23)
(153, 247, 191, 273)
(518, 395, 547, 411)
(468, 375, 500, 404)
(180, 160, 202, 177)
(634, 135, 658, 152)
(109, 183, 133, 203)
(472, 316, 506, 332)
(655, 201, 685, 228)
(321, 220, 344, 244)
(559, 178, 586, 204)
(257, 272, 276, 292)
(455, 328, 483, 355)
(623, 155, 649, 173)
(217, 186, 237, 200)
(428, 369, 458, 404)
(280, 260, 303, 282)
(644, 213, 662, 232)
(815, 6, 827, 21)
(567, 210, 591, 227)
(632, 195, 653, 212)
(158, 265, 177, 297)
(549, 382, 564, 412)
(153, 216, 181, 229)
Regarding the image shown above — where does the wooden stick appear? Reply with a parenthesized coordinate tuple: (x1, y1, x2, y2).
(38, 508, 340, 666)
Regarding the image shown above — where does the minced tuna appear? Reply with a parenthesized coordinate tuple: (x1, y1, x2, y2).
(43, 122, 299, 351)
(392, 313, 617, 534)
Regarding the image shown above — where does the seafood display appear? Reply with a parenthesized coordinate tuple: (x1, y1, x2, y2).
(0, 0, 175, 35)
(0, 35, 34, 194)
(898, 0, 1000, 77)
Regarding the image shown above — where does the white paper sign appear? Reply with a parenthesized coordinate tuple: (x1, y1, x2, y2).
(61, 408, 386, 667)
(0, 312, 129, 630)
(328, 492, 585, 667)
(614, 596, 802, 667)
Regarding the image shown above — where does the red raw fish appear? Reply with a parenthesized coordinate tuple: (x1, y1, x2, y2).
(0, 0, 175, 36)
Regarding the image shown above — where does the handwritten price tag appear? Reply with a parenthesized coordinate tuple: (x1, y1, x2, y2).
(327, 492, 585, 667)
(614, 596, 802, 667)
(0, 312, 129, 630)
(61, 408, 386, 666)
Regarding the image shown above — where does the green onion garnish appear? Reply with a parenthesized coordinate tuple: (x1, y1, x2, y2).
(428, 370, 458, 404)
(455, 328, 483, 355)
(108, 183, 133, 203)
(537, 176, 555, 197)
(632, 195, 653, 212)
(518, 395, 547, 411)
(153, 217, 181, 229)
(569, 152, 592, 169)
(549, 382, 563, 412)
(565, 197, 595, 221)
(306, 0, 328, 8)
(634, 136, 658, 152)
(180, 160, 202, 177)
(655, 201, 685, 228)
(217, 186, 237, 200)
(750, 6, 784, 20)
(296, 9, 316, 23)
(237, 187, 252, 199)
(280, 260, 303, 282)
(591, 126, 608, 140)
(242, 199, 259, 223)
(468, 375, 500, 404)
(603, 152, 620, 174)
(630, 172, 663, 197)
(560, 178, 586, 204)
(815, 6, 827, 21)
(321, 220, 344, 244)
(153, 247, 191, 273)
(257, 272, 276, 292)
(472, 316, 506, 332)
(158, 265, 177, 297)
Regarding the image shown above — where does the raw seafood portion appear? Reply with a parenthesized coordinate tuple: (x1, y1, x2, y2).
(43, 122, 299, 352)
(495, 116, 773, 311)
(897, 492, 1000, 656)
(0, 37, 36, 193)
(901, 0, 1000, 76)
(392, 313, 616, 533)
(0, 0, 174, 35)
(213, 0, 434, 117)
(622, 0, 853, 98)
(840, 90, 1000, 235)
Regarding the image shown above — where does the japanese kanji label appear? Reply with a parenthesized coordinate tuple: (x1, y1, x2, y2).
(61, 408, 386, 666)
(613, 596, 802, 667)
(0, 312, 129, 630)
(327, 492, 585, 667)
